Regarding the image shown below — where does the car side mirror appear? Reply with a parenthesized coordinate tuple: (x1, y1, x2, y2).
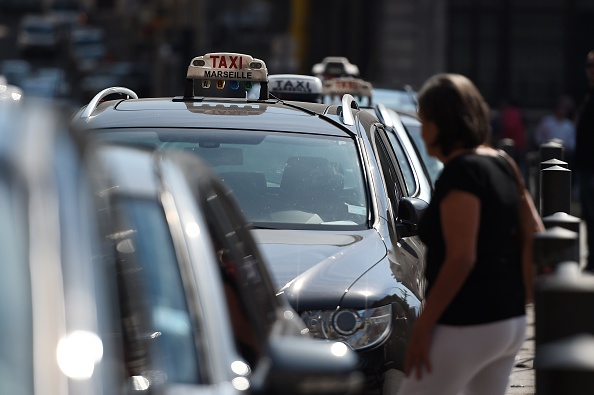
(396, 197, 428, 238)
(254, 335, 364, 395)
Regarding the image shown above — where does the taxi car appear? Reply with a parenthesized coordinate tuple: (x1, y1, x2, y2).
(372, 104, 443, 187)
(372, 86, 418, 116)
(322, 76, 442, 187)
(72, 52, 429, 394)
(0, 99, 362, 395)
(312, 56, 360, 80)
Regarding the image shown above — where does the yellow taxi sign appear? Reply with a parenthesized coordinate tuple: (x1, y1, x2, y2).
(187, 52, 268, 82)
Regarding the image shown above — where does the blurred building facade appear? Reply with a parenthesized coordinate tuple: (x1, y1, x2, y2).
(77, 0, 594, 111)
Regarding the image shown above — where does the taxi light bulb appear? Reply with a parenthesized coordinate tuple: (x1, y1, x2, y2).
(202, 80, 211, 89)
(230, 80, 240, 90)
(216, 80, 225, 90)
(249, 62, 261, 69)
(193, 59, 205, 66)
(244, 81, 253, 90)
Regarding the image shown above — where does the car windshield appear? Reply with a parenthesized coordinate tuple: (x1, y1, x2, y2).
(94, 128, 369, 229)
(396, 116, 443, 185)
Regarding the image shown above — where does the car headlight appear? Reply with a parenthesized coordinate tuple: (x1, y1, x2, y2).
(300, 305, 392, 350)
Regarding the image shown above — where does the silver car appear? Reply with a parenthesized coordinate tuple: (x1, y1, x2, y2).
(0, 100, 363, 395)
(94, 143, 364, 394)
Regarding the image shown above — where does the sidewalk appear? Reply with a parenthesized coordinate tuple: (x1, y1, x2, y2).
(506, 220, 588, 395)
(506, 304, 535, 395)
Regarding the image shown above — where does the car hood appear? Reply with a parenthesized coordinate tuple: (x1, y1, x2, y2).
(252, 228, 387, 310)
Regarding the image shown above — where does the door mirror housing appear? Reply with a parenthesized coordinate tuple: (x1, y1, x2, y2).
(396, 197, 428, 238)
(253, 335, 364, 395)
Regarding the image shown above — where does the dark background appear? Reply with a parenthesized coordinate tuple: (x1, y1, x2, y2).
(1, 0, 593, 134)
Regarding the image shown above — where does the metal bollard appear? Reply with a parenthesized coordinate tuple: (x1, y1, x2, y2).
(540, 158, 568, 170)
(533, 226, 579, 273)
(540, 165, 571, 217)
(542, 212, 581, 233)
(526, 151, 541, 197)
(534, 264, 594, 345)
(540, 140, 565, 162)
(535, 333, 594, 395)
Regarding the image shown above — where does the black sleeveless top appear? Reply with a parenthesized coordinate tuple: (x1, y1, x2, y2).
(418, 152, 526, 325)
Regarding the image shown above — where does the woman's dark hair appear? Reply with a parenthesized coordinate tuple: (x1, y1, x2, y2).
(418, 74, 490, 157)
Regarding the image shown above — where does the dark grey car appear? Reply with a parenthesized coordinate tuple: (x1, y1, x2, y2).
(72, 52, 429, 395)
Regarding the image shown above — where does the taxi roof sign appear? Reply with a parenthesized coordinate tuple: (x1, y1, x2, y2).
(183, 52, 269, 100)
(312, 56, 360, 79)
(187, 52, 268, 82)
(323, 77, 373, 99)
(269, 74, 322, 94)
(268, 74, 323, 102)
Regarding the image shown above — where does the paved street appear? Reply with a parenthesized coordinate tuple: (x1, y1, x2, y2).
(507, 305, 535, 395)
(506, 219, 588, 395)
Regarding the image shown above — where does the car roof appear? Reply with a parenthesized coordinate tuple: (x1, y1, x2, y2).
(73, 96, 371, 137)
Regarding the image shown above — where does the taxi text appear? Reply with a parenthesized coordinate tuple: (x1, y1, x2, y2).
(204, 70, 253, 79)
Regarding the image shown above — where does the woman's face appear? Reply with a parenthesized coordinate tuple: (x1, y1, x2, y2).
(418, 110, 441, 160)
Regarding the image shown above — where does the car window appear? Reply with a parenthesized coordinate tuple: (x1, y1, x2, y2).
(94, 128, 369, 229)
(383, 130, 416, 196)
(372, 88, 418, 114)
(200, 180, 279, 367)
(399, 121, 443, 185)
(110, 197, 202, 385)
(0, 176, 33, 395)
(373, 127, 404, 216)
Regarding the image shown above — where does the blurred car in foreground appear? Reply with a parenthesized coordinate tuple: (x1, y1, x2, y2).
(0, 101, 127, 395)
(0, 99, 363, 395)
(94, 143, 364, 395)
(72, 52, 428, 394)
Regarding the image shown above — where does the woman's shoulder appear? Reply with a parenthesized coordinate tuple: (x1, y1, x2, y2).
(474, 145, 499, 157)
(443, 147, 505, 180)
(447, 147, 500, 168)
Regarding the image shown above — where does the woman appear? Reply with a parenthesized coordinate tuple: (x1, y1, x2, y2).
(397, 74, 527, 395)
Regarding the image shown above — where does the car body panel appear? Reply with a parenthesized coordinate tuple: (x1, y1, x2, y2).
(0, 101, 128, 395)
(254, 228, 387, 309)
(74, 66, 429, 393)
(94, 144, 364, 394)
